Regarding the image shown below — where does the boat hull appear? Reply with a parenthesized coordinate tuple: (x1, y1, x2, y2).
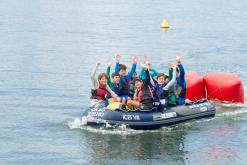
(82, 100, 216, 130)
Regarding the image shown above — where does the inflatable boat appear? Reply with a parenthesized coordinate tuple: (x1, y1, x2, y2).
(82, 100, 216, 130)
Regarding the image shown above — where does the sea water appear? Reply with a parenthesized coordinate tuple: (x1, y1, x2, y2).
(0, 0, 247, 164)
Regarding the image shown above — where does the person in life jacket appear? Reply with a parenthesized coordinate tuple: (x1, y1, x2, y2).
(106, 59, 122, 102)
(150, 64, 177, 110)
(128, 72, 137, 99)
(129, 56, 157, 100)
(90, 62, 119, 107)
(174, 54, 186, 105)
(127, 64, 153, 110)
(114, 54, 137, 103)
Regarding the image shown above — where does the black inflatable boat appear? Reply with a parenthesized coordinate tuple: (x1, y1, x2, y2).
(82, 100, 216, 130)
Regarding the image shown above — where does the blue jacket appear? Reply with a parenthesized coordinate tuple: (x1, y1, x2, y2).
(115, 62, 137, 96)
(152, 83, 167, 102)
(176, 64, 186, 105)
(176, 64, 186, 90)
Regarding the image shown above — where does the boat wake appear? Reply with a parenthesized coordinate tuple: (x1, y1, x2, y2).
(66, 116, 217, 135)
(214, 86, 247, 117)
(216, 109, 247, 117)
(213, 102, 246, 108)
(67, 118, 83, 129)
(67, 117, 182, 135)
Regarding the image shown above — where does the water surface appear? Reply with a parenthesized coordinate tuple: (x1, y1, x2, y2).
(0, 0, 247, 164)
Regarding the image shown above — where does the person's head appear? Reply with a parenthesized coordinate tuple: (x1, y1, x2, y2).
(157, 73, 168, 85)
(132, 72, 138, 80)
(98, 73, 108, 85)
(119, 64, 127, 76)
(135, 78, 143, 89)
(111, 72, 120, 84)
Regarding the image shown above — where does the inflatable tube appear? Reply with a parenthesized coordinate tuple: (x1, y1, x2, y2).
(203, 72, 244, 104)
(186, 72, 206, 101)
(82, 100, 216, 130)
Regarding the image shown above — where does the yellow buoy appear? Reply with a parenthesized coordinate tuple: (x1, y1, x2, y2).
(161, 18, 169, 28)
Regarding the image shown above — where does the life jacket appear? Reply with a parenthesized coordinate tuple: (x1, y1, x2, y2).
(152, 82, 177, 106)
(90, 84, 109, 101)
(113, 83, 121, 96)
(179, 88, 186, 98)
(176, 82, 186, 98)
(136, 85, 153, 103)
(119, 76, 130, 96)
(128, 78, 136, 98)
(153, 84, 167, 102)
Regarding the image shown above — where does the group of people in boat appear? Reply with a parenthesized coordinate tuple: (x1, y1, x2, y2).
(90, 54, 186, 110)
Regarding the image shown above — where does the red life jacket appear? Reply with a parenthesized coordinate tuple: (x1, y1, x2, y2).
(96, 84, 108, 100)
(137, 90, 143, 102)
(136, 85, 153, 103)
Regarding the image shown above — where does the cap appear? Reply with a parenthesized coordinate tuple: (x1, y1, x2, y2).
(135, 77, 143, 82)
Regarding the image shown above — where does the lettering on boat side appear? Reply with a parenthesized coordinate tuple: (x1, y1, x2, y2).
(161, 112, 177, 119)
(153, 114, 162, 120)
(188, 102, 210, 109)
(88, 109, 104, 118)
(123, 115, 140, 121)
(199, 107, 207, 112)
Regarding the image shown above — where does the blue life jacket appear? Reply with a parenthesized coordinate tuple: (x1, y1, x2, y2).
(119, 76, 130, 96)
(153, 84, 168, 102)
(113, 83, 121, 96)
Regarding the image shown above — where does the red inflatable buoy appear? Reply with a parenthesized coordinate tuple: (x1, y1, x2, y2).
(185, 72, 206, 101)
(203, 72, 244, 103)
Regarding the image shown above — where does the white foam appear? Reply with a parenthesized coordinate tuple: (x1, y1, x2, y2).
(216, 109, 247, 117)
(67, 118, 83, 129)
(81, 116, 88, 126)
(214, 102, 245, 108)
(192, 117, 216, 124)
(66, 114, 219, 135)
(66, 117, 176, 135)
(79, 124, 147, 135)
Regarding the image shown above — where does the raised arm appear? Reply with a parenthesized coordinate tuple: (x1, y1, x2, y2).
(140, 67, 158, 80)
(139, 56, 148, 80)
(149, 73, 155, 87)
(139, 67, 145, 80)
(126, 56, 137, 80)
(91, 63, 100, 90)
(163, 65, 176, 90)
(141, 63, 151, 85)
(106, 66, 111, 79)
(167, 63, 173, 81)
(106, 59, 112, 77)
(145, 69, 151, 85)
(177, 64, 185, 79)
(114, 54, 121, 73)
(142, 56, 157, 77)
(150, 68, 158, 77)
(106, 59, 114, 89)
(176, 54, 186, 89)
(168, 68, 173, 81)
